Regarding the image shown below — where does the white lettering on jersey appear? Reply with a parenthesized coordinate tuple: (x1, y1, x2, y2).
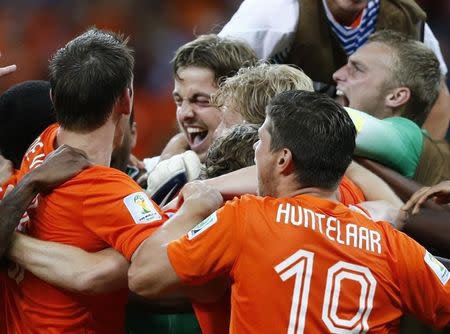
(276, 203, 382, 254)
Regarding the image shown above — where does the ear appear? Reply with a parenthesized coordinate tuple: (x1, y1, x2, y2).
(384, 87, 410, 109)
(117, 87, 133, 115)
(277, 148, 294, 175)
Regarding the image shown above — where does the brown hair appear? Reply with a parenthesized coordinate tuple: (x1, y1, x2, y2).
(172, 34, 258, 85)
(49, 28, 134, 132)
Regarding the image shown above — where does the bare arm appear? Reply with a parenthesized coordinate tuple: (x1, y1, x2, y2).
(0, 145, 90, 259)
(345, 161, 403, 207)
(0, 173, 39, 258)
(422, 79, 450, 140)
(0, 155, 13, 185)
(400, 209, 450, 258)
(129, 181, 223, 298)
(8, 233, 128, 294)
(204, 165, 257, 200)
(0, 146, 128, 295)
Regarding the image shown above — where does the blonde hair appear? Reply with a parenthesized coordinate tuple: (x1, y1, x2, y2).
(211, 63, 314, 124)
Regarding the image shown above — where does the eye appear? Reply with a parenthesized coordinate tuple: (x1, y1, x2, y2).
(195, 98, 210, 107)
(173, 97, 182, 107)
(350, 62, 363, 74)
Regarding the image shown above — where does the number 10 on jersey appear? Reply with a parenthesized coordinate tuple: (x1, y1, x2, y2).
(275, 249, 377, 334)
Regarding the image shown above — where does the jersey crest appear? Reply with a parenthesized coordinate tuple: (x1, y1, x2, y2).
(123, 192, 162, 224)
(187, 212, 218, 240)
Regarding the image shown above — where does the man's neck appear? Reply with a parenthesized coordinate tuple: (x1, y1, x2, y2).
(275, 176, 338, 202)
(285, 187, 338, 201)
(56, 123, 115, 166)
(325, 0, 366, 26)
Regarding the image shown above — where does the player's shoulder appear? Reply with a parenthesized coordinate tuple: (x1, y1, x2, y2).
(231, 194, 278, 206)
(226, 194, 292, 215)
(78, 165, 135, 182)
(67, 165, 140, 193)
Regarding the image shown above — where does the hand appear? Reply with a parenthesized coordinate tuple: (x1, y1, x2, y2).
(31, 145, 92, 194)
(402, 180, 450, 215)
(0, 52, 16, 78)
(0, 155, 13, 185)
(177, 180, 224, 219)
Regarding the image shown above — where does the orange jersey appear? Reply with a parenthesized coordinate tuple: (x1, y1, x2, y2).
(192, 176, 365, 334)
(169, 194, 450, 333)
(2, 124, 168, 334)
(338, 175, 365, 205)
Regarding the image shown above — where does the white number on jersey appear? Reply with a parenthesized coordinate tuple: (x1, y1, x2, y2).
(275, 249, 377, 333)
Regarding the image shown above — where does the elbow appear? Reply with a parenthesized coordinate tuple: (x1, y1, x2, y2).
(128, 264, 164, 298)
(127, 264, 149, 296)
(74, 271, 106, 295)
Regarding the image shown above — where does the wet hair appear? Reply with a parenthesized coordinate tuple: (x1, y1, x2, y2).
(267, 90, 356, 189)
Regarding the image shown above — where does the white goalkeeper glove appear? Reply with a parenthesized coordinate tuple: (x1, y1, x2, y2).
(146, 150, 201, 206)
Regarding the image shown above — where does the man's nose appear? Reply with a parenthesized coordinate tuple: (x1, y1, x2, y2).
(332, 65, 347, 83)
(178, 101, 195, 119)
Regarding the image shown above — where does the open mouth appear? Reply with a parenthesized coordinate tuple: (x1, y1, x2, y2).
(336, 89, 350, 107)
(186, 127, 208, 147)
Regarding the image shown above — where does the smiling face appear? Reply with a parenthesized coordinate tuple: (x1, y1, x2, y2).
(173, 66, 222, 161)
(333, 42, 395, 119)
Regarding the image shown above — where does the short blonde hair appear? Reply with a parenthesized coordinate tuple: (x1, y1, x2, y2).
(211, 63, 313, 124)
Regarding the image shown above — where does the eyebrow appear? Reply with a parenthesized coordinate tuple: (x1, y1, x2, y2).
(172, 92, 211, 99)
(191, 93, 211, 100)
(349, 59, 365, 70)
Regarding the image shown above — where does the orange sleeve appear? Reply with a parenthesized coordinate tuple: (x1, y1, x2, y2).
(167, 198, 244, 285)
(83, 169, 167, 260)
(338, 175, 365, 205)
(383, 223, 450, 328)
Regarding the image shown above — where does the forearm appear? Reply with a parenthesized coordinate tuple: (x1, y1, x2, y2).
(8, 233, 128, 294)
(129, 207, 207, 297)
(354, 158, 425, 204)
(403, 209, 450, 257)
(205, 165, 257, 200)
(345, 161, 403, 207)
(0, 173, 39, 258)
